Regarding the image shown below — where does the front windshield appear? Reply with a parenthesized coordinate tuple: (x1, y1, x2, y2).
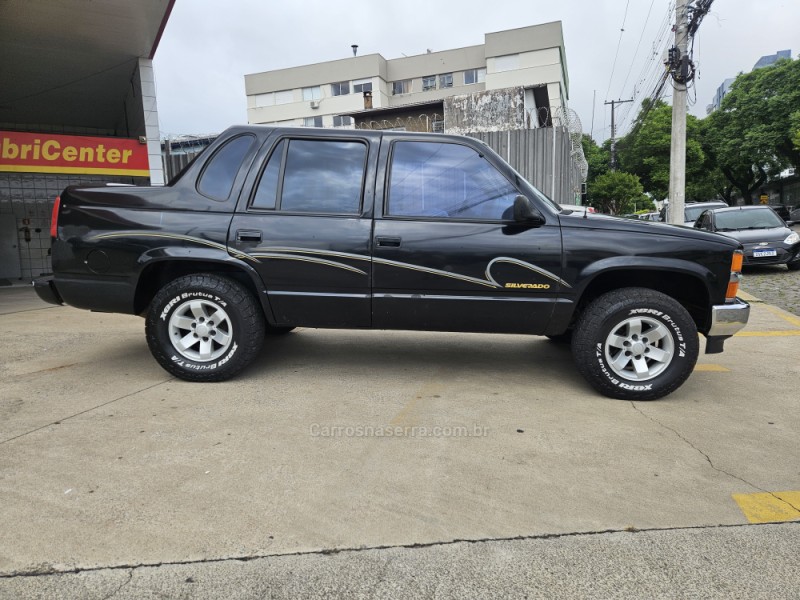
(714, 208, 785, 230)
(686, 205, 718, 222)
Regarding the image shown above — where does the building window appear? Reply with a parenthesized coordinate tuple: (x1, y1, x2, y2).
(302, 86, 322, 101)
(392, 80, 411, 95)
(303, 116, 323, 127)
(333, 115, 353, 128)
(275, 90, 294, 105)
(464, 68, 486, 85)
(439, 73, 453, 88)
(422, 75, 437, 91)
(494, 54, 519, 73)
(331, 81, 350, 96)
(254, 92, 274, 107)
(353, 78, 372, 94)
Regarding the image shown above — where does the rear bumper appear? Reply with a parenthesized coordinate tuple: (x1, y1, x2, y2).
(32, 276, 64, 306)
(705, 297, 750, 354)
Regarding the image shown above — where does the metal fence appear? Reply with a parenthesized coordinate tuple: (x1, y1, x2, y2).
(466, 127, 583, 204)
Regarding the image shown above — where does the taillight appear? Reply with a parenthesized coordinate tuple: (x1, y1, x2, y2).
(725, 249, 744, 301)
(50, 195, 60, 239)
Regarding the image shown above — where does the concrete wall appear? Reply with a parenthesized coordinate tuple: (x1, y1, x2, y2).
(444, 88, 525, 135)
(355, 106, 444, 132)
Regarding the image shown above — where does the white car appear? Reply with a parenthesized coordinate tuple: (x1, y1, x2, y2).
(559, 203, 597, 216)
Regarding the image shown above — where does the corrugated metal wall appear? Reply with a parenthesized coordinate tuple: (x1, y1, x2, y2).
(162, 152, 202, 183)
(466, 127, 581, 204)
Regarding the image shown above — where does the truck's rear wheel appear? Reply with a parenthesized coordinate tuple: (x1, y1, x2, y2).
(571, 288, 698, 400)
(145, 274, 265, 382)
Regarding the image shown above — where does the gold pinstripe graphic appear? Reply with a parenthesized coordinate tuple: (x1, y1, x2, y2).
(249, 253, 368, 276)
(85, 236, 566, 290)
(90, 232, 255, 262)
(253, 247, 568, 290)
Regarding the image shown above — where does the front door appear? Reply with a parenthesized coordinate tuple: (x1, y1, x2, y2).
(372, 138, 564, 334)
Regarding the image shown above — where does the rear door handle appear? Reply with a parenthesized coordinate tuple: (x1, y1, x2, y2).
(236, 229, 262, 242)
(375, 236, 402, 247)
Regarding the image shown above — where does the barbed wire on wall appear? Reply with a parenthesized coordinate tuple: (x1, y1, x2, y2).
(552, 107, 589, 183)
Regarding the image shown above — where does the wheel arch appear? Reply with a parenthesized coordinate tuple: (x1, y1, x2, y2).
(133, 257, 275, 323)
(570, 264, 713, 334)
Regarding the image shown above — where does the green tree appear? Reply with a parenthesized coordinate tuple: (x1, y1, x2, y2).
(588, 171, 652, 215)
(790, 111, 800, 152)
(581, 134, 609, 184)
(617, 99, 717, 203)
(703, 56, 800, 203)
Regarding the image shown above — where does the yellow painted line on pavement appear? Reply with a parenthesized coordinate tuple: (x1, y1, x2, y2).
(693, 364, 730, 372)
(761, 304, 800, 328)
(390, 378, 444, 427)
(735, 330, 800, 337)
(732, 491, 800, 524)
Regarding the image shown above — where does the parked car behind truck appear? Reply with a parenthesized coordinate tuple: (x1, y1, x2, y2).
(35, 126, 749, 400)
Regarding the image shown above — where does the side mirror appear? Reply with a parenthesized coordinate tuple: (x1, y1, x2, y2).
(512, 195, 544, 225)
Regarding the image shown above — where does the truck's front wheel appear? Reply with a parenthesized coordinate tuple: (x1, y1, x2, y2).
(571, 288, 699, 400)
(145, 274, 265, 382)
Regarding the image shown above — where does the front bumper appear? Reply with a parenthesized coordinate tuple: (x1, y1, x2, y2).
(705, 297, 750, 354)
(32, 276, 64, 306)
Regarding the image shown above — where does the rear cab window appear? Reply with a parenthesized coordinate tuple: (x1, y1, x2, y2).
(197, 134, 256, 201)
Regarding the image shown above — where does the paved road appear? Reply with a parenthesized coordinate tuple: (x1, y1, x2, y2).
(740, 223, 800, 316)
(1, 286, 799, 598)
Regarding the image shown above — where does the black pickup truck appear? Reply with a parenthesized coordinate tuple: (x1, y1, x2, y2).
(35, 126, 749, 400)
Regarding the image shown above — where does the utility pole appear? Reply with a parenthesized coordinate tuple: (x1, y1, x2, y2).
(668, 0, 690, 224)
(605, 98, 633, 171)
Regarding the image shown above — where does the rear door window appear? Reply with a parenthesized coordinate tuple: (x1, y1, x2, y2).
(251, 138, 367, 214)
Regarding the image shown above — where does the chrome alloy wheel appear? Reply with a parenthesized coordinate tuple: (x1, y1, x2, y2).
(603, 316, 675, 381)
(168, 299, 233, 362)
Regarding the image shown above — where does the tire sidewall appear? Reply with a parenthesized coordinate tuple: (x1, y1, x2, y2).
(148, 283, 244, 378)
(594, 307, 694, 393)
(580, 297, 698, 399)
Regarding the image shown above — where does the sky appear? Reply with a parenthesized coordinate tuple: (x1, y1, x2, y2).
(152, 0, 800, 142)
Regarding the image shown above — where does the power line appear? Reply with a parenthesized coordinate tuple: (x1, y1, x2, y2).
(604, 0, 632, 101)
(613, 1, 676, 136)
(617, 0, 657, 99)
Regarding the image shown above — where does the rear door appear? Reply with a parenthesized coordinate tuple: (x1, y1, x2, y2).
(371, 137, 564, 334)
(228, 132, 378, 328)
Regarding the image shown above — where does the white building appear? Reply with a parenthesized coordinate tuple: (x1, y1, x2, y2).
(244, 22, 569, 131)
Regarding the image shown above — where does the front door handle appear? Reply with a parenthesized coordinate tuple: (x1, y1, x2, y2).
(236, 229, 262, 243)
(375, 236, 402, 248)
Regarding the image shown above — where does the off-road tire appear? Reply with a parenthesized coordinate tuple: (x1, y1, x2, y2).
(571, 287, 699, 400)
(145, 274, 265, 382)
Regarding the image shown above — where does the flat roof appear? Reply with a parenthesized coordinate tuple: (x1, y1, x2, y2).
(0, 0, 174, 130)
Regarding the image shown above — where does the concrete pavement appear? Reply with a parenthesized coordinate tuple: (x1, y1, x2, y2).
(1, 285, 798, 597)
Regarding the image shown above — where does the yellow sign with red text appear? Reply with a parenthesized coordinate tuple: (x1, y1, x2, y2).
(0, 131, 150, 177)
